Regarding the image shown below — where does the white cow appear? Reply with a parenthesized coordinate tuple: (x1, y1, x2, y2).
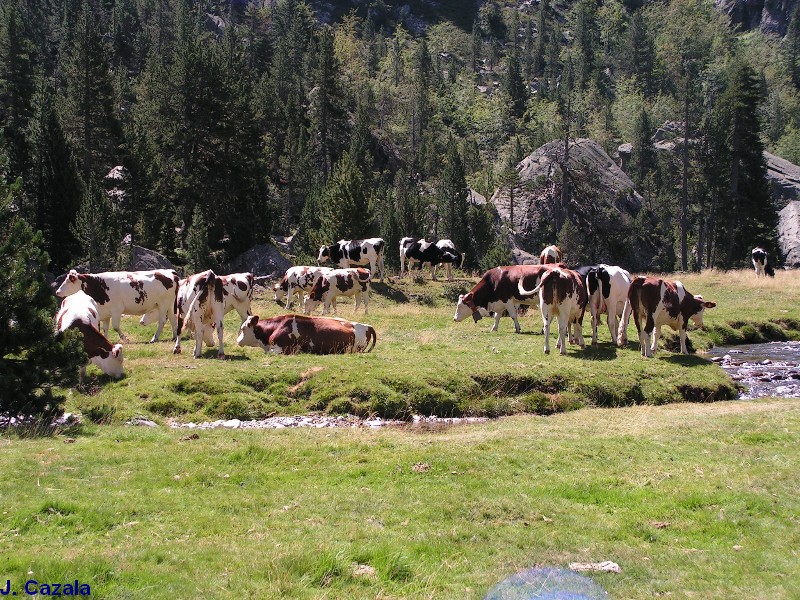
(273, 266, 333, 309)
(583, 264, 632, 346)
(56, 269, 179, 342)
(303, 268, 371, 315)
(55, 291, 124, 379)
(141, 270, 253, 354)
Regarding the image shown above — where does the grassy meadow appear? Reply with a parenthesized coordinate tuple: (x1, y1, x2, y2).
(61, 267, 800, 425)
(3, 268, 800, 598)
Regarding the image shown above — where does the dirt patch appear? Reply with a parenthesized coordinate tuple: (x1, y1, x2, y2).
(288, 367, 326, 394)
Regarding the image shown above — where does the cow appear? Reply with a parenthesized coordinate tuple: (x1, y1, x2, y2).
(618, 276, 716, 357)
(55, 269, 179, 343)
(55, 291, 124, 379)
(751, 247, 775, 277)
(180, 270, 226, 359)
(435, 239, 466, 281)
(399, 238, 464, 281)
(304, 268, 371, 316)
(141, 271, 254, 354)
(453, 265, 555, 333)
(576, 264, 633, 346)
(237, 314, 377, 354)
(518, 267, 588, 354)
(273, 266, 333, 309)
(539, 245, 562, 265)
(318, 238, 385, 282)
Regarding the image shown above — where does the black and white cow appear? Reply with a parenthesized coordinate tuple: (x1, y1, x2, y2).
(399, 237, 464, 281)
(318, 238, 385, 282)
(575, 264, 633, 346)
(751, 247, 775, 277)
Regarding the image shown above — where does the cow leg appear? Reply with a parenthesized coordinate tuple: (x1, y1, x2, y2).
(557, 315, 569, 355)
(679, 326, 688, 354)
(607, 311, 618, 346)
(363, 291, 369, 314)
(286, 285, 294, 309)
(100, 318, 111, 338)
(541, 311, 551, 354)
(490, 311, 501, 332)
(649, 325, 661, 357)
(590, 303, 600, 347)
(193, 326, 203, 358)
(216, 321, 225, 359)
(378, 254, 385, 282)
(445, 263, 453, 281)
(508, 303, 521, 333)
(111, 314, 128, 343)
(148, 308, 168, 343)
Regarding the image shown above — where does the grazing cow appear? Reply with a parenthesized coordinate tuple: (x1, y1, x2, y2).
(453, 265, 555, 333)
(318, 238, 385, 282)
(273, 266, 332, 309)
(141, 271, 254, 354)
(751, 247, 775, 277)
(435, 239, 466, 281)
(180, 270, 226, 358)
(304, 268, 371, 315)
(577, 264, 633, 346)
(619, 276, 716, 357)
(399, 238, 464, 281)
(237, 314, 377, 354)
(518, 267, 588, 354)
(56, 269, 179, 342)
(539, 245, 562, 265)
(56, 291, 123, 379)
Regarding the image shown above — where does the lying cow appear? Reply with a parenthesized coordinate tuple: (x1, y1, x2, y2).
(304, 268, 371, 316)
(518, 267, 588, 354)
(180, 270, 226, 358)
(453, 265, 555, 333)
(318, 238, 385, 282)
(576, 264, 632, 346)
(56, 290, 124, 379)
(619, 276, 716, 357)
(237, 314, 377, 354)
(141, 270, 253, 354)
(273, 266, 332, 309)
(539, 245, 562, 265)
(56, 269, 179, 342)
(399, 237, 464, 281)
(751, 247, 775, 277)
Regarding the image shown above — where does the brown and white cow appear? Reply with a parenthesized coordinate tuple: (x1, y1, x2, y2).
(237, 314, 377, 354)
(180, 270, 226, 359)
(56, 269, 179, 343)
(518, 267, 588, 354)
(273, 266, 333, 309)
(539, 245, 562, 265)
(453, 265, 555, 333)
(303, 268, 371, 316)
(56, 291, 124, 379)
(318, 238, 385, 282)
(141, 270, 253, 354)
(618, 276, 716, 357)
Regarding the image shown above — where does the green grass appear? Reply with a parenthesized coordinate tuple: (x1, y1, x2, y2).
(2, 399, 800, 598)
(63, 267, 788, 425)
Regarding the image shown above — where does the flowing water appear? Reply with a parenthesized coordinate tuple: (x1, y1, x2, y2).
(707, 341, 800, 399)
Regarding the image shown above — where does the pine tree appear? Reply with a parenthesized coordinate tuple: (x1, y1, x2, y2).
(437, 137, 470, 255)
(630, 105, 655, 189)
(71, 174, 117, 271)
(504, 51, 527, 119)
(186, 204, 213, 273)
(469, 20, 482, 74)
(0, 153, 84, 417)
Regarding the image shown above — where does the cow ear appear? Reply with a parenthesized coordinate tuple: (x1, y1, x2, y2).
(246, 315, 259, 326)
(112, 344, 123, 358)
(458, 294, 464, 301)
(68, 269, 78, 282)
(704, 301, 716, 308)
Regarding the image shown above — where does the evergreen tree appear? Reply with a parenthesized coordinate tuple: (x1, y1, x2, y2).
(71, 174, 117, 271)
(626, 10, 655, 97)
(437, 137, 470, 254)
(785, 2, 800, 89)
(186, 204, 213, 273)
(630, 105, 655, 189)
(504, 51, 527, 119)
(314, 152, 370, 244)
(0, 157, 84, 417)
(469, 20, 482, 74)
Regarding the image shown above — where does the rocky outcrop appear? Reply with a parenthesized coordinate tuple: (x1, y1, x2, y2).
(491, 138, 651, 269)
(224, 243, 292, 278)
(779, 201, 800, 266)
(714, 0, 797, 35)
(129, 245, 176, 271)
(765, 151, 800, 207)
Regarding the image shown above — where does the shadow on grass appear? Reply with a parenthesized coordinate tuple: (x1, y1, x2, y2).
(573, 343, 619, 360)
(662, 354, 713, 367)
(371, 283, 409, 303)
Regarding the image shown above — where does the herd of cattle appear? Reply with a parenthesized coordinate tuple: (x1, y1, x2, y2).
(54, 236, 778, 381)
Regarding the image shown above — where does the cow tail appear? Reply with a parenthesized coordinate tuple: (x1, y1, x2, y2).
(618, 276, 643, 346)
(180, 291, 201, 337)
(366, 326, 377, 352)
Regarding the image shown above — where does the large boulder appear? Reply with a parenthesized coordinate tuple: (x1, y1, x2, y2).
(129, 245, 176, 271)
(779, 201, 800, 267)
(224, 243, 292, 278)
(491, 138, 649, 268)
(765, 151, 800, 207)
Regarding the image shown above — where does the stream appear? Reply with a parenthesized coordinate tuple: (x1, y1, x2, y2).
(707, 341, 800, 399)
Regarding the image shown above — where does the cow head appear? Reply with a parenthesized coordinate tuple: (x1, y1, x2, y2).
(96, 343, 124, 379)
(765, 263, 776, 277)
(56, 269, 82, 298)
(237, 315, 260, 347)
(273, 277, 289, 303)
(689, 296, 717, 328)
(317, 246, 331, 264)
(454, 293, 483, 323)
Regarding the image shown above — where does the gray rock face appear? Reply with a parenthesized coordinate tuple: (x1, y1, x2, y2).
(714, 0, 796, 35)
(224, 243, 292, 278)
(765, 151, 800, 207)
(779, 201, 800, 266)
(129, 245, 177, 271)
(492, 138, 647, 268)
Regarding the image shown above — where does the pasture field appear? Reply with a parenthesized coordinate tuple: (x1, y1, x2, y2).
(62, 267, 800, 425)
(2, 399, 799, 598)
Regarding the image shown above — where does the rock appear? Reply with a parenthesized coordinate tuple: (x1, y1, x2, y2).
(779, 201, 800, 267)
(568, 561, 621, 574)
(715, 0, 794, 35)
(128, 418, 158, 427)
(224, 244, 292, 278)
(128, 245, 177, 271)
(222, 419, 241, 429)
